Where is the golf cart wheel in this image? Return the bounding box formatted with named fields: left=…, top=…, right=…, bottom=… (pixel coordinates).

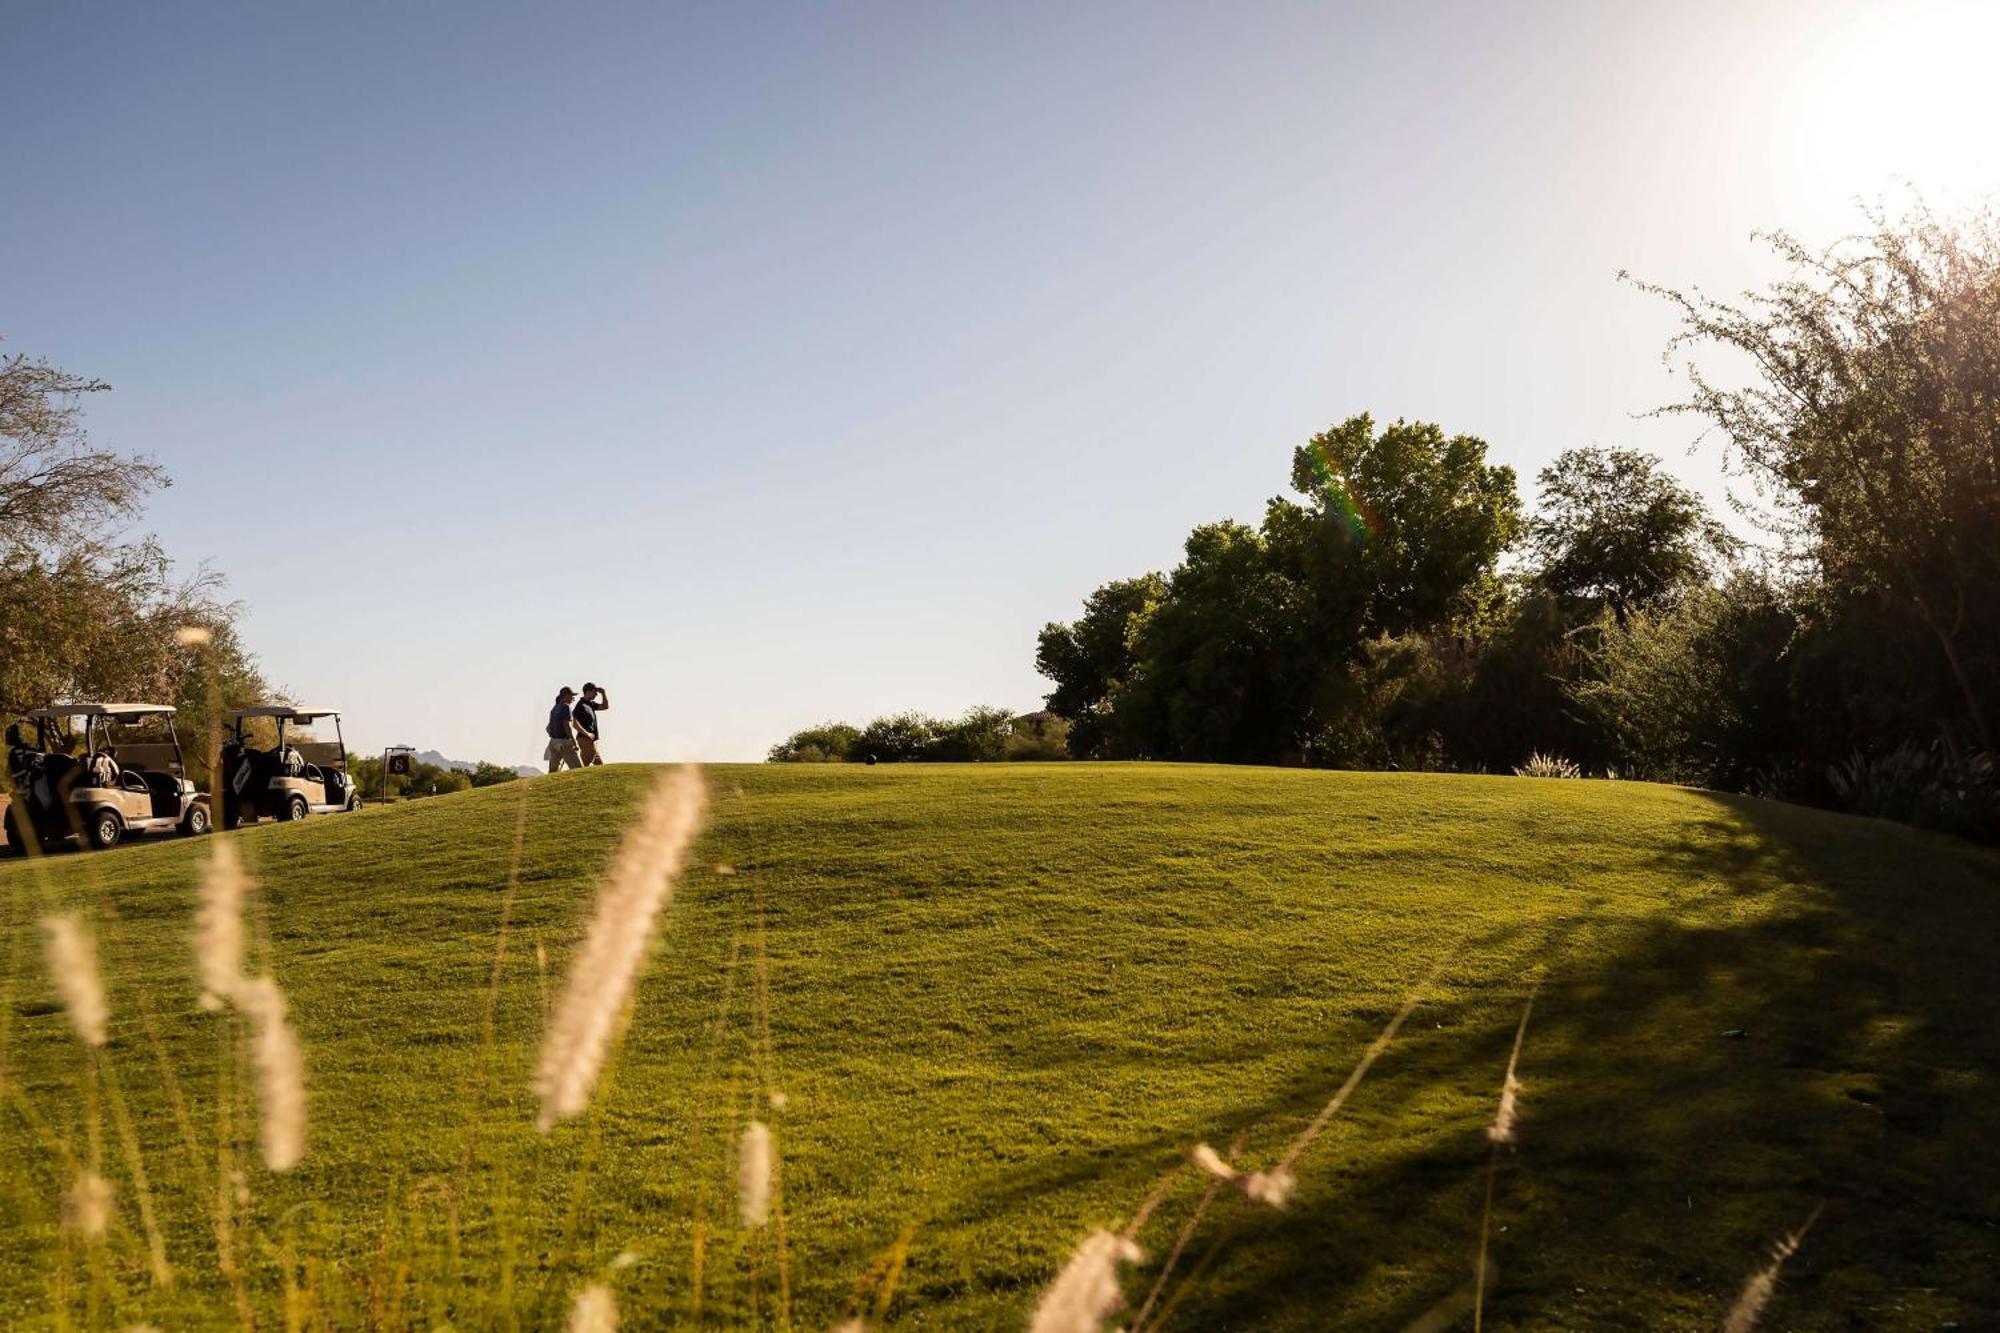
left=281, top=794, right=309, bottom=822
left=88, top=809, right=124, bottom=850
left=345, top=791, right=362, bottom=813
left=180, top=804, right=212, bottom=837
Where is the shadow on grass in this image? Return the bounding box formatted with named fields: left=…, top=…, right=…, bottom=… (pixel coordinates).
left=997, top=795, right=2000, bottom=1330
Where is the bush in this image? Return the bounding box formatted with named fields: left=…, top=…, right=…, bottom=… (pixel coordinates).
left=767, top=723, right=860, bottom=763
left=768, top=708, right=1071, bottom=764
left=1004, top=712, right=1071, bottom=761
left=849, top=713, right=939, bottom=764
left=926, top=706, right=1014, bottom=763
left=1827, top=741, right=2000, bottom=840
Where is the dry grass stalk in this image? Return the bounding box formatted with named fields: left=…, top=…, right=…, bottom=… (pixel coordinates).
left=238, top=976, right=306, bottom=1171
left=1242, top=1169, right=1294, bottom=1207
left=1189, top=1143, right=1292, bottom=1205
left=196, top=839, right=251, bottom=1011
left=1487, top=1073, right=1523, bottom=1145
left=1189, top=1143, right=1236, bottom=1182
left=1273, top=954, right=1453, bottom=1178
left=43, top=913, right=109, bottom=1047
left=566, top=1282, right=619, bottom=1332
left=1029, top=1229, right=1144, bottom=1333
left=739, top=1119, right=774, bottom=1228
left=534, top=766, right=708, bottom=1131
left=1721, top=1206, right=1823, bottom=1333
left=63, top=1171, right=115, bottom=1239
left=1475, top=989, right=1538, bottom=1332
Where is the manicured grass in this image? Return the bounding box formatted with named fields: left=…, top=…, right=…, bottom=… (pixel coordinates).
left=3, top=763, right=1999, bottom=1329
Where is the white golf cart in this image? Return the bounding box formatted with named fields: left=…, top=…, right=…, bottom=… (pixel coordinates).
left=3, top=703, right=211, bottom=852
left=220, top=706, right=361, bottom=825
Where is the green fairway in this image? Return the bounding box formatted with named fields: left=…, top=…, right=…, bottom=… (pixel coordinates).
left=3, top=763, right=1998, bottom=1329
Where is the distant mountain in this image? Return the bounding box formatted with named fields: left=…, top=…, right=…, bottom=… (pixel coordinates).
left=414, top=750, right=541, bottom=779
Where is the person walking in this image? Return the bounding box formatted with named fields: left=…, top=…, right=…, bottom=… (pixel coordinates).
left=544, top=687, right=582, bottom=772
left=573, top=682, right=609, bottom=765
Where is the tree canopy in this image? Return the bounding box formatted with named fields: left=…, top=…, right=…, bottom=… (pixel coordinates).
left=1528, top=447, right=1736, bottom=616
left=1, top=342, right=266, bottom=726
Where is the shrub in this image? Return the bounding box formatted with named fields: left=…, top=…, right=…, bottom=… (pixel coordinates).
left=1827, top=740, right=1999, bottom=840
left=849, top=713, right=939, bottom=764
left=926, top=706, right=1014, bottom=763
left=767, top=722, right=861, bottom=764
left=1005, top=712, right=1072, bottom=761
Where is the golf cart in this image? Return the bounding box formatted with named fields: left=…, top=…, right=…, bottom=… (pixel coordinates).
left=220, top=706, right=361, bottom=825
left=3, top=704, right=211, bottom=852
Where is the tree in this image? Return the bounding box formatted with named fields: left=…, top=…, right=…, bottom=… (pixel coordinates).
left=2, top=342, right=266, bottom=725
left=1036, top=415, right=1522, bottom=765
left=1269, top=414, right=1522, bottom=639
left=1034, top=574, right=1165, bottom=757
left=1528, top=447, right=1736, bottom=617
left=768, top=722, right=861, bottom=763
left=1572, top=573, right=1802, bottom=788
left=1634, top=202, right=2000, bottom=751
left=1122, top=521, right=1315, bottom=762
left=849, top=713, right=939, bottom=763
left=469, top=761, right=522, bottom=787
left=927, top=705, right=1015, bottom=762
left=1, top=349, right=166, bottom=550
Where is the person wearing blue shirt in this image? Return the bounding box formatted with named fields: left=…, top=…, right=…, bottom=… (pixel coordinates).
left=573, top=683, right=610, bottom=766
left=544, top=686, right=581, bottom=772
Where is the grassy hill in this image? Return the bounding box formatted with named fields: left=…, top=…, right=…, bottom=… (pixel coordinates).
left=3, top=763, right=1998, bottom=1329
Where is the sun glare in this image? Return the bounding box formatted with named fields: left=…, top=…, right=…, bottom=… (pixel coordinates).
left=1779, top=1, right=2000, bottom=209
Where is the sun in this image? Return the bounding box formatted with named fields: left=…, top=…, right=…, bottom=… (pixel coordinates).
left=1776, top=0, right=2000, bottom=210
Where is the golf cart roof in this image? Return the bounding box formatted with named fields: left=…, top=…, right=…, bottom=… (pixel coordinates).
left=225, top=705, right=341, bottom=721
left=29, top=703, right=177, bottom=721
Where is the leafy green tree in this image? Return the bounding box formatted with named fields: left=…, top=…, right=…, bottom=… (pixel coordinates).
left=1039, top=415, right=1521, bottom=765
left=1571, top=573, right=1801, bottom=788
left=1034, top=574, right=1164, bottom=757
left=1121, top=521, right=1315, bottom=762
left=1268, top=414, right=1522, bottom=639
left=1635, top=203, right=2000, bottom=751
left=1528, top=447, right=1737, bottom=617
left=768, top=722, right=861, bottom=763
left=1003, top=711, right=1071, bottom=760
left=927, top=705, right=1015, bottom=762
left=849, top=713, right=939, bottom=763
left=468, top=761, right=521, bottom=787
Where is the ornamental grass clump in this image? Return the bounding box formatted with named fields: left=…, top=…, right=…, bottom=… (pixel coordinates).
left=1513, top=752, right=1581, bottom=779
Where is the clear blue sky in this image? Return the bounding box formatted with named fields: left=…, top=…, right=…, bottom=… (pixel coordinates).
left=5, top=1, right=1996, bottom=763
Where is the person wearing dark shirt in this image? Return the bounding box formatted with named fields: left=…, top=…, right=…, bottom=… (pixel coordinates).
left=544, top=686, right=581, bottom=773
left=573, top=683, right=610, bottom=766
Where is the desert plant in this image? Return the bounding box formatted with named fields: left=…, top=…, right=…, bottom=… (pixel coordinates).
left=1827, top=739, right=1999, bottom=839
left=1513, top=752, right=1581, bottom=779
